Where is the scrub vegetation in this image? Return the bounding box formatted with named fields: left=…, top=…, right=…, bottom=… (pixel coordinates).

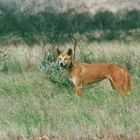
left=0, top=0, right=140, bottom=139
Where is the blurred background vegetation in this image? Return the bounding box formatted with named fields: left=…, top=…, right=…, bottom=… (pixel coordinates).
left=0, top=0, right=140, bottom=45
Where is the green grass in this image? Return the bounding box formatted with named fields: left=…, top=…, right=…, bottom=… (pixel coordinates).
left=0, top=41, right=140, bottom=139
left=0, top=73, right=139, bottom=139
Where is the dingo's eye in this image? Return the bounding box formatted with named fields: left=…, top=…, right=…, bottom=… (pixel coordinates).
left=59, top=58, right=61, bottom=60
left=64, top=58, right=68, bottom=61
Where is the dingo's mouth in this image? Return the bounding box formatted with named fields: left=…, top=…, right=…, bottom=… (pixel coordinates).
left=60, top=63, right=67, bottom=69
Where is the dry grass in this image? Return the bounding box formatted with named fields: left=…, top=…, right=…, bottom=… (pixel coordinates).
left=0, top=41, right=140, bottom=139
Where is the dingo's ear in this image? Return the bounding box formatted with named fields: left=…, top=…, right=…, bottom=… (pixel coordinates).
left=67, top=48, right=72, bottom=56
left=56, top=48, right=62, bottom=56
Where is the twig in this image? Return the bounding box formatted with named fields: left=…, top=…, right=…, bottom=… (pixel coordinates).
left=73, top=37, right=77, bottom=60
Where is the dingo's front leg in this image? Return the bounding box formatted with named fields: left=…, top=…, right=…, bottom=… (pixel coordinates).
left=75, top=84, right=82, bottom=96
left=74, top=77, right=82, bottom=96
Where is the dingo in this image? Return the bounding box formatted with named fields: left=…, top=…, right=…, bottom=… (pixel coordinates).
left=57, top=48, right=131, bottom=96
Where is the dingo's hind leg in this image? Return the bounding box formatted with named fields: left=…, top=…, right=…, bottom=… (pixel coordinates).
left=109, top=79, right=115, bottom=90
left=108, top=74, right=129, bottom=95
left=109, top=79, right=121, bottom=94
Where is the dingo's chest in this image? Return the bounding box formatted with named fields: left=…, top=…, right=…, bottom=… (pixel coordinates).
left=69, top=77, right=76, bottom=85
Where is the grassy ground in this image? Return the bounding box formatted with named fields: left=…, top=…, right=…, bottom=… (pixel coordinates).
left=0, top=41, right=140, bottom=139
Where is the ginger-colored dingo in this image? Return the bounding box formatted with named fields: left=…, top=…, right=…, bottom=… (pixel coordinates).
left=57, top=48, right=131, bottom=96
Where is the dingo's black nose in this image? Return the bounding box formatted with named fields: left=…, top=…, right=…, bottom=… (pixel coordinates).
left=60, top=63, right=63, bottom=67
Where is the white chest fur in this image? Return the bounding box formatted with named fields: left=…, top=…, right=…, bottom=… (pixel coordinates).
left=69, top=77, right=76, bottom=85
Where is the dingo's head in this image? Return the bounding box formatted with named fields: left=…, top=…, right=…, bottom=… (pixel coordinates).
left=57, top=48, right=73, bottom=69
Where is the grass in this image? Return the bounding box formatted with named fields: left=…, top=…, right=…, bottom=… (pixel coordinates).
left=0, top=41, right=140, bottom=139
